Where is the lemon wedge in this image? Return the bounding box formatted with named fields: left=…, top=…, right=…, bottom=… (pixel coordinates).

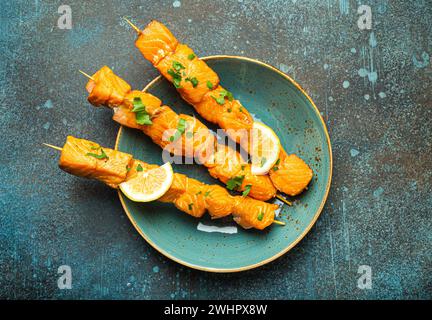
left=119, top=162, right=174, bottom=202
left=250, top=122, right=281, bottom=175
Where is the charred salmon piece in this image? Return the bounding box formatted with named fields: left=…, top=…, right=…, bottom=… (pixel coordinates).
left=113, top=105, right=179, bottom=149
left=158, top=171, right=188, bottom=203
left=203, top=185, right=235, bottom=219
left=135, top=20, right=178, bottom=65
left=206, top=145, right=276, bottom=201
left=173, top=179, right=207, bottom=218
left=233, top=197, right=278, bottom=230
left=240, top=164, right=277, bottom=201
left=59, top=136, right=133, bottom=188
left=86, top=66, right=131, bottom=108
left=124, top=90, right=162, bottom=114
left=194, top=86, right=254, bottom=138
left=269, top=150, right=313, bottom=196
left=156, top=44, right=219, bottom=105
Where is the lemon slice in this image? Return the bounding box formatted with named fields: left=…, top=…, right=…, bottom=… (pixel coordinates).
left=250, top=122, right=281, bottom=175
left=119, top=162, right=174, bottom=202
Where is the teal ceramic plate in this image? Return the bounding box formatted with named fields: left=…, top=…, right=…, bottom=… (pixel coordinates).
left=116, top=56, right=332, bottom=272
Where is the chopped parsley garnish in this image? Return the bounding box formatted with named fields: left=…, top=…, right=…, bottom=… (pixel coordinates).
left=211, top=94, right=225, bottom=105
left=185, top=77, right=199, bottom=88
left=167, top=68, right=182, bottom=88
left=126, top=165, right=131, bottom=172
left=187, top=53, right=196, bottom=60
left=206, top=81, right=213, bottom=89
left=242, top=185, right=252, bottom=197
left=226, top=175, right=245, bottom=191
left=260, top=157, right=267, bottom=167
left=188, top=203, right=194, bottom=210
left=86, top=148, right=109, bottom=160
left=136, top=164, right=144, bottom=172
left=272, top=158, right=280, bottom=171
left=204, top=191, right=211, bottom=197
left=224, top=90, right=234, bottom=101
left=241, top=164, right=246, bottom=170
left=211, top=89, right=234, bottom=105
left=90, top=146, right=100, bottom=150
left=196, top=191, right=202, bottom=195
left=170, top=118, right=187, bottom=142
left=227, top=108, right=232, bottom=113
left=172, top=61, right=185, bottom=71
left=132, top=97, right=152, bottom=125
left=257, top=212, right=264, bottom=221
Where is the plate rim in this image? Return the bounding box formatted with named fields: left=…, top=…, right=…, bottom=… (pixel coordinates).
left=115, top=55, right=333, bottom=273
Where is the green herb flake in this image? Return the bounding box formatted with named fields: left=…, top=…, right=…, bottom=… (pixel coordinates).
left=177, top=118, right=187, bottom=134
left=187, top=53, right=196, bottom=60
left=135, top=112, right=152, bottom=125
left=167, top=68, right=182, bottom=88
left=186, top=77, right=199, bottom=88
left=132, top=97, right=152, bottom=125
left=211, top=94, right=225, bottom=105
left=211, top=89, right=234, bottom=105
left=204, top=191, right=211, bottom=197
left=227, top=108, right=232, bottom=113
left=172, top=61, right=185, bottom=71
left=126, top=165, right=131, bottom=172
left=225, top=90, right=234, bottom=101
left=86, top=148, right=109, bottom=160
left=242, top=185, right=252, bottom=197
left=272, top=158, right=280, bottom=171
left=170, top=118, right=187, bottom=142
left=136, top=164, right=144, bottom=172
left=188, top=203, right=194, bottom=210
left=196, top=191, right=202, bottom=195
left=257, top=212, right=264, bottom=221
left=241, top=164, right=246, bottom=170
left=206, top=81, right=213, bottom=89
left=260, top=157, right=267, bottom=167
left=226, top=175, right=245, bottom=191
left=90, top=145, right=100, bottom=150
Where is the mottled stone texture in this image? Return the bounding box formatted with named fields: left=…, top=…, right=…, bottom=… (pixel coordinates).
left=0, top=0, right=430, bottom=299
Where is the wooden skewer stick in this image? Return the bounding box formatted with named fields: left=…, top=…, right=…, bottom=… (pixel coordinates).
left=43, top=143, right=62, bottom=151
left=123, top=17, right=141, bottom=34
left=276, top=194, right=292, bottom=206
left=272, top=219, right=285, bottom=226
left=78, top=70, right=95, bottom=81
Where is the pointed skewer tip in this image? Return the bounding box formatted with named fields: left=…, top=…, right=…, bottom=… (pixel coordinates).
left=276, top=194, right=292, bottom=206
left=43, top=143, right=62, bottom=151
left=273, top=220, right=285, bottom=226
left=123, top=17, right=141, bottom=34
left=78, top=70, right=95, bottom=81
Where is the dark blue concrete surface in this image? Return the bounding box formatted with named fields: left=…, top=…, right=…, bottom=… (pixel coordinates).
left=0, top=0, right=431, bottom=299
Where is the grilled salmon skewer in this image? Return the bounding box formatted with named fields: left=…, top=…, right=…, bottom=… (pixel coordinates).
left=126, top=19, right=313, bottom=197
left=45, top=136, right=281, bottom=230
left=83, top=66, right=277, bottom=201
